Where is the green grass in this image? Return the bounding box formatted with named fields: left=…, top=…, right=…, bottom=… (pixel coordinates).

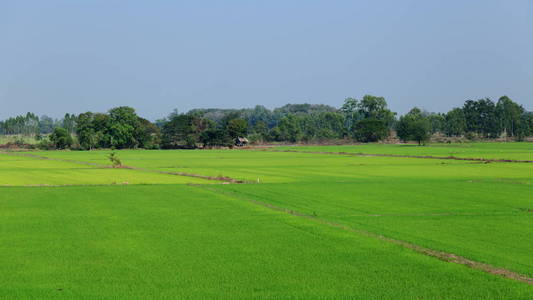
left=1, top=185, right=532, bottom=299
left=1, top=144, right=533, bottom=298
left=0, top=153, right=214, bottom=185
left=217, top=179, right=533, bottom=278
left=22, top=149, right=533, bottom=277
left=26, top=149, right=533, bottom=184
left=276, top=142, right=533, bottom=160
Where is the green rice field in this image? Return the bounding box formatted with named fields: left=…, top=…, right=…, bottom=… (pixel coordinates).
left=276, top=142, right=533, bottom=161
left=1, top=143, right=532, bottom=298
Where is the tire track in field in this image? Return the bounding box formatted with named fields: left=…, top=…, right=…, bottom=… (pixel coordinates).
left=196, top=185, right=533, bottom=285
left=0, top=151, right=247, bottom=184
left=256, top=149, right=533, bottom=163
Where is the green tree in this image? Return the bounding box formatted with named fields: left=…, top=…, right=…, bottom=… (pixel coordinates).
left=278, top=115, right=302, bottom=142
left=496, top=96, right=524, bottom=137
left=268, top=126, right=282, bottom=142
left=253, top=121, right=269, bottom=138
left=39, top=115, right=56, bottom=134
left=350, top=95, right=395, bottom=142
left=136, top=118, right=161, bottom=149
left=161, top=114, right=210, bottom=148
left=245, top=105, right=275, bottom=127
left=106, top=106, right=141, bottom=148
left=443, top=108, right=466, bottom=137
left=427, top=113, right=445, bottom=134
left=200, top=128, right=233, bottom=147
left=299, top=112, right=345, bottom=141
left=516, top=112, right=533, bottom=141
left=226, top=118, right=248, bottom=139
left=49, top=127, right=73, bottom=149
left=76, top=112, right=100, bottom=150
left=463, top=99, right=499, bottom=138
left=76, top=108, right=159, bottom=150
left=358, top=95, right=395, bottom=125
left=396, top=108, right=431, bottom=145
left=353, top=118, right=388, bottom=142
left=340, top=97, right=361, bottom=133
left=62, top=113, right=77, bottom=135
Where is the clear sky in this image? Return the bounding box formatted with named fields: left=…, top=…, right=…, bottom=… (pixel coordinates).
left=1, top=0, right=532, bottom=120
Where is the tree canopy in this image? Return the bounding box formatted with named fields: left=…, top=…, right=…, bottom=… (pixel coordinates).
left=1, top=95, right=532, bottom=149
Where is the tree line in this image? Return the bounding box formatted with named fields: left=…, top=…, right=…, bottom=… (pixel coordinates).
left=0, top=113, right=76, bottom=136
left=1, top=95, right=532, bottom=149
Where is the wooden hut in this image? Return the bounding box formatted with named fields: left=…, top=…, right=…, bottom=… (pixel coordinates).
left=235, top=137, right=249, bottom=147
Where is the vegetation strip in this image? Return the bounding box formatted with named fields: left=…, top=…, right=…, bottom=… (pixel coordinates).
left=198, top=185, right=533, bottom=285
left=0, top=151, right=246, bottom=184
left=260, top=149, right=533, bottom=163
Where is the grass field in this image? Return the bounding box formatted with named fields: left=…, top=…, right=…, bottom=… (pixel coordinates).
left=276, top=142, right=533, bottom=161
left=0, top=153, right=213, bottom=185
left=1, top=143, right=533, bottom=298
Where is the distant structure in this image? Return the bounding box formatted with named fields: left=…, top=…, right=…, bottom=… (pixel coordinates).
left=235, top=137, right=249, bottom=147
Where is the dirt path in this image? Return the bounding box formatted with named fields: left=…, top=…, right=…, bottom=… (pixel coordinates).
left=197, top=185, right=533, bottom=285
left=0, top=151, right=246, bottom=184
left=256, top=149, right=533, bottom=163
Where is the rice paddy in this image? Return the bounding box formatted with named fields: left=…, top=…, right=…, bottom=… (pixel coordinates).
left=1, top=143, right=532, bottom=298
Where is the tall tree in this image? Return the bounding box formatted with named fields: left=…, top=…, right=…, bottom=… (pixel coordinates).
left=106, top=106, right=141, bottom=148
left=226, top=118, right=248, bottom=139
left=39, top=115, right=56, bottom=134
left=463, top=99, right=499, bottom=138
left=427, top=113, right=445, bottom=134
left=136, top=117, right=161, bottom=149
left=496, top=96, right=524, bottom=137
left=278, top=114, right=302, bottom=142
left=353, top=118, right=388, bottom=142
left=340, top=97, right=361, bottom=134
left=200, top=128, right=233, bottom=147
left=49, top=127, right=73, bottom=149
left=443, top=108, right=466, bottom=137
left=161, top=114, right=211, bottom=148
left=62, top=113, right=77, bottom=135
left=396, top=108, right=431, bottom=145
left=351, top=95, right=395, bottom=142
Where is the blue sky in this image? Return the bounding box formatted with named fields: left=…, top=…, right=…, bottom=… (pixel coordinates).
left=1, top=0, right=532, bottom=120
